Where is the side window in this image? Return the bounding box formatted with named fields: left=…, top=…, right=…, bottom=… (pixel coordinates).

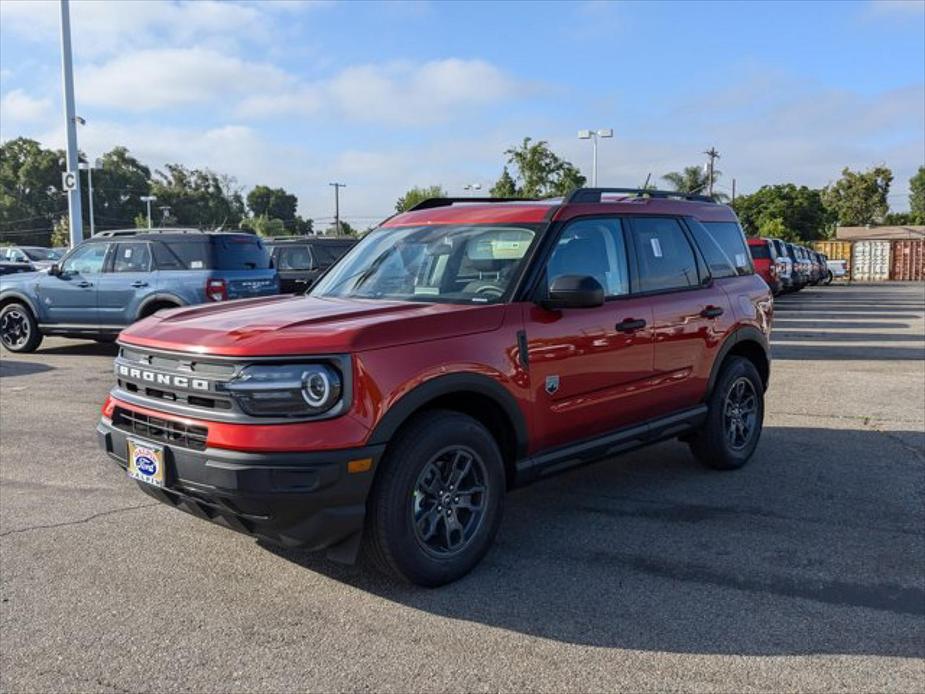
left=152, top=243, right=184, bottom=270
left=630, top=218, right=699, bottom=292
left=62, top=243, right=109, bottom=274
left=546, top=217, right=629, bottom=297
left=701, top=222, right=753, bottom=275
left=112, top=243, right=151, bottom=273
left=687, top=220, right=737, bottom=278
left=277, top=245, right=313, bottom=271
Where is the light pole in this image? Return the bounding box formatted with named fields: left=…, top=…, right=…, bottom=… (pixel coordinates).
left=577, top=128, right=613, bottom=187
left=329, top=182, right=346, bottom=235
left=78, top=158, right=101, bottom=236
left=140, top=195, right=157, bottom=229
left=59, top=0, right=83, bottom=247
left=463, top=183, right=482, bottom=197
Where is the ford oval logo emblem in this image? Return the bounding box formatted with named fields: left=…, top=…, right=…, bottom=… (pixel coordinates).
left=135, top=454, right=158, bottom=476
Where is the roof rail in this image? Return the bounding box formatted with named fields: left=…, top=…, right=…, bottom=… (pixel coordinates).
left=407, top=196, right=539, bottom=212
left=94, top=227, right=207, bottom=238
left=263, top=235, right=352, bottom=242
left=565, top=187, right=716, bottom=204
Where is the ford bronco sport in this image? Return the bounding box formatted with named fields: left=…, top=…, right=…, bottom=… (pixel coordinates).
left=0, top=230, right=278, bottom=353
left=97, top=188, right=772, bottom=586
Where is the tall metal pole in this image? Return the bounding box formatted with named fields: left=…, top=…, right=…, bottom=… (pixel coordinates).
left=146, top=199, right=153, bottom=228
left=591, top=134, right=598, bottom=187
left=703, top=147, right=720, bottom=197
left=329, top=182, right=345, bottom=235
left=59, top=0, right=83, bottom=247
left=87, top=166, right=95, bottom=235
left=731, top=178, right=736, bottom=204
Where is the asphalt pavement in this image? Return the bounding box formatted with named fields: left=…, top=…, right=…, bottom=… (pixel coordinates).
left=1, top=282, right=923, bottom=693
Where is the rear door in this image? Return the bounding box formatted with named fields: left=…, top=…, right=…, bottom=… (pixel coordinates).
left=627, top=217, right=732, bottom=414
left=525, top=216, right=656, bottom=450
left=96, top=242, right=153, bottom=326
left=33, top=243, right=110, bottom=324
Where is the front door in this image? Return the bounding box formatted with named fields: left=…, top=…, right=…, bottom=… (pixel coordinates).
left=34, top=243, right=110, bottom=325
left=525, top=216, right=656, bottom=451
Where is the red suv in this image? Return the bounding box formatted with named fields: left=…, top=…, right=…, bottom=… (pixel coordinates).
left=747, top=237, right=782, bottom=295
left=98, top=188, right=773, bottom=586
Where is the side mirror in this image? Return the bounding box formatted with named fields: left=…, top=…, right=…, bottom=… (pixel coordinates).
left=542, top=275, right=605, bottom=310
left=48, top=264, right=61, bottom=276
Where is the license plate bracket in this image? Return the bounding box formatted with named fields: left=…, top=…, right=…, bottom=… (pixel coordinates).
left=127, top=439, right=166, bottom=488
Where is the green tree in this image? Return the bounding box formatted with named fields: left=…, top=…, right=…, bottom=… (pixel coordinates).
left=500, top=137, right=586, bottom=197
left=325, top=220, right=356, bottom=236
left=822, top=166, right=893, bottom=226
left=395, top=185, right=447, bottom=212
left=883, top=212, right=916, bottom=225
left=149, top=164, right=246, bottom=229
left=490, top=167, right=517, bottom=198
left=732, top=184, right=834, bottom=242
left=246, top=185, right=298, bottom=221
left=756, top=217, right=800, bottom=243
left=83, top=146, right=151, bottom=232
left=909, top=166, right=925, bottom=223
left=662, top=165, right=729, bottom=201
left=240, top=214, right=287, bottom=237
left=50, top=215, right=70, bottom=247
left=0, top=137, right=67, bottom=244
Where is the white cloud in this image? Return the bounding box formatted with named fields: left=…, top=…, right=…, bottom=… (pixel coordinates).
left=78, top=48, right=293, bottom=111
left=0, top=89, right=53, bottom=127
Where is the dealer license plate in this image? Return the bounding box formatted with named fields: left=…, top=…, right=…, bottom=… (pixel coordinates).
left=127, top=439, right=166, bottom=488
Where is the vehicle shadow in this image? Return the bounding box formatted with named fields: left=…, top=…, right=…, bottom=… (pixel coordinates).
left=0, top=360, right=54, bottom=377
left=264, top=425, right=925, bottom=657
left=37, top=342, right=119, bottom=357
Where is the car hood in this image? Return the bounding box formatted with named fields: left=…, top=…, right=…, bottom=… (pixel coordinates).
left=119, top=294, right=507, bottom=356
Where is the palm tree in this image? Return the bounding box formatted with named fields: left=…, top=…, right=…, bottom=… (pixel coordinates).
left=662, top=166, right=729, bottom=201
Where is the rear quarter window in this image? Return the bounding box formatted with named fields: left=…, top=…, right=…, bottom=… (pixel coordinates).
left=700, top=221, right=753, bottom=276
left=212, top=237, right=272, bottom=270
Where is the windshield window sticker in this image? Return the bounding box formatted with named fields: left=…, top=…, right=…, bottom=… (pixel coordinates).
left=650, top=237, right=663, bottom=258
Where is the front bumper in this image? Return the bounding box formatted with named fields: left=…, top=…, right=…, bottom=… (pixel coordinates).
left=97, top=417, right=385, bottom=555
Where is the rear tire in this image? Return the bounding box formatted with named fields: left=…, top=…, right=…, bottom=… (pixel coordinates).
left=364, top=410, right=505, bottom=587
left=690, top=356, right=764, bottom=470
left=0, top=303, right=42, bottom=353
left=824, top=271, right=834, bottom=285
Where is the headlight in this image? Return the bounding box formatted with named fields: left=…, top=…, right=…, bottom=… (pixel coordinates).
left=222, top=364, right=343, bottom=417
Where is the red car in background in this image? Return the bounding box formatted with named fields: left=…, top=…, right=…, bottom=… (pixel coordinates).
left=747, top=237, right=782, bottom=295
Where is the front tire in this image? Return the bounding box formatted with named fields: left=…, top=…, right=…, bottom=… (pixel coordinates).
left=824, top=270, right=834, bottom=285
left=364, top=410, right=505, bottom=586
left=690, top=356, right=764, bottom=470
left=0, top=303, right=42, bottom=353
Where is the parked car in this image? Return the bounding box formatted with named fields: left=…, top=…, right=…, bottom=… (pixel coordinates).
left=266, top=236, right=357, bottom=294
left=1, top=245, right=63, bottom=271
left=747, top=237, right=781, bottom=295
left=0, top=261, right=35, bottom=276
left=768, top=239, right=794, bottom=292
left=785, top=243, right=808, bottom=290
left=97, top=188, right=772, bottom=586
left=0, top=230, right=278, bottom=353
left=826, top=257, right=847, bottom=284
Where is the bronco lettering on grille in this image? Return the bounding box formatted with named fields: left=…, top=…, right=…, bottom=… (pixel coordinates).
left=117, top=364, right=210, bottom=391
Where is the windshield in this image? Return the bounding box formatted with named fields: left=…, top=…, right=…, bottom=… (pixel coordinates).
left=311, top=224, right=538, bottom=304
left=23, top=247, right=61, bottom=261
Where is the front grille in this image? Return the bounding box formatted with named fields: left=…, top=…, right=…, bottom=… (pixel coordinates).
left=113, top=407, right=208, bottom=451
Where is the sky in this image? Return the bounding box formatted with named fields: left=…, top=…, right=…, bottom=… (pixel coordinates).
left=1, top=0, right=923, bottom=227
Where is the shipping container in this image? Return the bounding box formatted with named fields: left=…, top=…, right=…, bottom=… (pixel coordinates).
left=890, top=239, right=925, bottom=281
left=812, top=240, right=853, bottom=262
left=852, top=240, right=892, bottom=282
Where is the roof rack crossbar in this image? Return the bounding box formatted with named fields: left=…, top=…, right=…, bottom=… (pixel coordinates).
left=565, top=188, right=716, bottom=204
left=407, top=196, right=539, bottom=212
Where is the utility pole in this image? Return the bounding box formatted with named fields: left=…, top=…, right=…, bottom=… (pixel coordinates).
left=732, top=178, right=736, bottom=204
left=140, top=195, right=157, bottom=228
left=329, top=182, right=346, bottom=236
left=703, top=147, right=720, bottom=197
left=59, top=0, right=83, bottom=247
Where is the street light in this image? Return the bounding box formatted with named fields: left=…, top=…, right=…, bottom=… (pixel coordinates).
left=78, top=158, right=101, bottom=236
left=140, top=195, right=157, bottom=229
left=577, top=128, right=613, bottom=187
left=463, top=183, right=482, bottom=196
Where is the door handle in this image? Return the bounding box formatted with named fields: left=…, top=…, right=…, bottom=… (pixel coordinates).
left=616, top=318, right=647, bottom=332
left=131, top=281, right=149, bottom=288
left=76, top=281, right=93, bottom=288
left=700, top=306, right=724, bottom=319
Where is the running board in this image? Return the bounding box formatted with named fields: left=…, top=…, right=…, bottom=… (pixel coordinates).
left=515, top=405, right=708, bottom=484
